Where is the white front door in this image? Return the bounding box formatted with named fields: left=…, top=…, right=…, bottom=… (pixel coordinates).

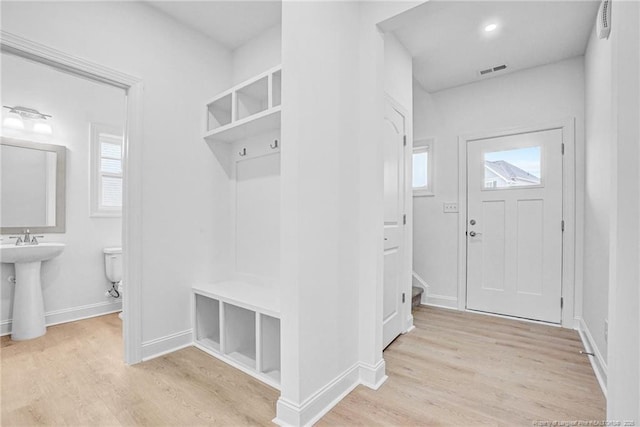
left=382, top=100, right=406, bottom=348
left=466, top=128, right=563, bottom=323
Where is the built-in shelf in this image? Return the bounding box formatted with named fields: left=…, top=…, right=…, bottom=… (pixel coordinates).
left=204, top=107, right=281, bottom=143
left=192, top=280, right=281, bottom=389
left=198, top=65, right=282, bottom=390
left=204, top=65, right=281, bottom=144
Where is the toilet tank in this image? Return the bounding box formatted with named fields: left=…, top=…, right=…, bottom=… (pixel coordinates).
left=104, top=247, right=122, bottom=283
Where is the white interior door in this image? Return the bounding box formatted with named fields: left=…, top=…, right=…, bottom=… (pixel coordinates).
left=383, top=101, right=406, bottom=348
left=466, top=128, right=563, bottom=323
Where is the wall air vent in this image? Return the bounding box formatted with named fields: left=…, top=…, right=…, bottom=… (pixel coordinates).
left=477, top=64, right=508, bottom=77
left=597, top=0, right=611, bottom=39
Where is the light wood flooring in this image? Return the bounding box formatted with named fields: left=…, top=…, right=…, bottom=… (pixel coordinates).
left=1, top=307, right=604, bottom=426
left=321, top=306, right=605, bottom=426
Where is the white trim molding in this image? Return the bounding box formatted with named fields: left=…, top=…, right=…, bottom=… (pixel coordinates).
left=359, top=359, right=388, bottom=390
left=0, top=30, right=145, bottom=365
left=142, top=329, right=193, bottom=362
left=425, top=294, right=458, bottom=310
left=274, top=360, right=389, bottom=427
left=577, top=317, right=608, bottom=397
left=412, top=271, right=458, bottom=309
left=457, top=118, right=577, bottom=327
left=274, top=363, right=361, bottom=427
left=1, top=300, right=122, bottom=336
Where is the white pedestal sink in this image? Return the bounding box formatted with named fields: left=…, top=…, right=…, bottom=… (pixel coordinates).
left=1, top=243, right=65, bottom=340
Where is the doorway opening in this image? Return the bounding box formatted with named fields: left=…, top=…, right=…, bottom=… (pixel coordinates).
left=1, top=33, right=143, bottom=363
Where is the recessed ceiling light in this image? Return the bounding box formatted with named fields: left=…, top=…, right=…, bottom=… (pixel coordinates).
left=485, top=23, right=498, bottom=32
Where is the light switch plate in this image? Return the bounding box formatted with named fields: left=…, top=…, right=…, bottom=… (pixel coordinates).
left=443, top=202, right=458, bottom=213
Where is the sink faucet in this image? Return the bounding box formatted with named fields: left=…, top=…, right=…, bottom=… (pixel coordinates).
left=8, top=230, right=43, bottom=246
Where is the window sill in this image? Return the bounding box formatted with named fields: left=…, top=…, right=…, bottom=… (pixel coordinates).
left=413, top=190, right=434, bottom=197
left=90, top=211, right=122, bottom=218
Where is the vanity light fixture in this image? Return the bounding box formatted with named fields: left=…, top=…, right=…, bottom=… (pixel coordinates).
left=2, top=106, right=53, bottom=134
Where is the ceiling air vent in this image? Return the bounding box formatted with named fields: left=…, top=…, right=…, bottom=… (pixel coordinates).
left=477, top=64, right=508, bottom=77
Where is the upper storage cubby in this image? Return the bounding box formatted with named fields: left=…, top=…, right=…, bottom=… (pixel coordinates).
left=236, top=76, right=268, bottom=120
left=207, top=93, right=232, bottom=130
left=204, top=65, right=281, bottom=143
left=272, top=69, right=281, bottom=107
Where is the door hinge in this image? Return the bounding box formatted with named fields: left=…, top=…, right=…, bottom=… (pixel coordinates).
left=561, top=143, right=565, bottom=155
left=402, top=293, right=406, bottom=303
left=403, top=214, right=407, bottom=225
left=403, top=135, right=407, bottom=146
left=561, top=220, right=565, bottom=232
left=560, top=297, right=564, bottom=309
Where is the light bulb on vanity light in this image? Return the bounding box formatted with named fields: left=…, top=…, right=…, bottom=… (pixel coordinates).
left=33, top=119, right=53, bottom=135
left=3, top=111, right=25, bottom=130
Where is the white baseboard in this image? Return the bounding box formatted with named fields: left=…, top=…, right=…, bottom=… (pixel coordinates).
left=359, top=359, right=388, bottom=390
left=1, top=300, right=122, bottom=336
left=274, top=362, right=362, bottom=427
left=576, top=317, right=608, bottom=397
left=405, top=314, right=415, bottom=333
left=425, top=294, right=458, bottom=310
left=141, top=329, right=193, bottom=361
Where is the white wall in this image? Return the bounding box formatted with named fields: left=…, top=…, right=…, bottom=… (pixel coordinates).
left=413, top=57, right=585, bottom=310
left=354, top=2, right=420, bottom=387
left=583, top=22, right=612, bottom=372
left=384, top=34, right=413, bottom=109
left=232, top=24, right=281, bottom=85
left=605, top=0, right=640, bottom=420
left=1, top=1, right=233, bottom=351
left=277, top=2, right=418, bottom=425
left=0, top=53, right=125, bottom=333
left=280, top=2, right=361, bottom=421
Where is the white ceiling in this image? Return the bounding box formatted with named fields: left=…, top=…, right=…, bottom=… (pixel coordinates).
left=148, top=1, right=281, bottom=51
left=383, top=1, right=599, bottom=93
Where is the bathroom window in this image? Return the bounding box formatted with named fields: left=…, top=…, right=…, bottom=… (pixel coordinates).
left=91, top=123, right=123, bottom=217
left=413, top=138, right=434, bottom=197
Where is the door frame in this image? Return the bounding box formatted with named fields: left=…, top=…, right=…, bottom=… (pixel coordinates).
left=1, top=30, right=144, bottom=363
left=457, top=118, right=576, bottom=328
left=384, top=93, right=414, bottom=336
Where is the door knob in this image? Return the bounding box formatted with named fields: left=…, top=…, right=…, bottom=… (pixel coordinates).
left=469, top=231, right=482, bottom=237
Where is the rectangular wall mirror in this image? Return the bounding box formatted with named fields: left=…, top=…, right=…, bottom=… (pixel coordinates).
left=1, top=137, right=66, bottom=234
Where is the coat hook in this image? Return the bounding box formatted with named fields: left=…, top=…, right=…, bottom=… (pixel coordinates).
left=270, top=139, right=279, bottom=149
left=239, top=148, right=247, bottom=156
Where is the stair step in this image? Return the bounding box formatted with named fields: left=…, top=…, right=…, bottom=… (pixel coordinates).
left=411, top=286, right=424, bottom=309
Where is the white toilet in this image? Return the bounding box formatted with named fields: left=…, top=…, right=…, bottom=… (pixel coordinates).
left=104, top=247, right=123, bottom=318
